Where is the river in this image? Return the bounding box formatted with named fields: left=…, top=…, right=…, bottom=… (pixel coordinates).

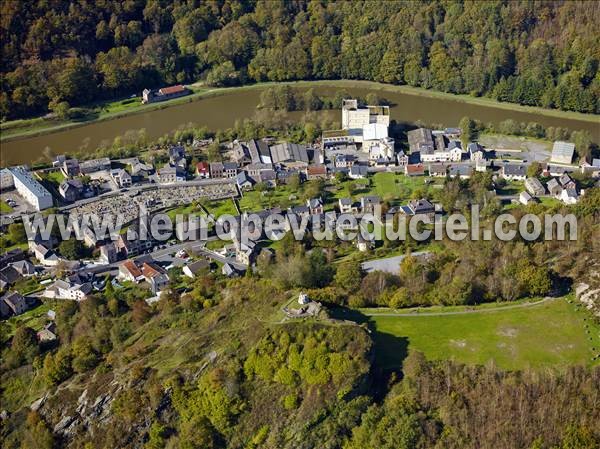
left=1, top=82, right=599, bottom=166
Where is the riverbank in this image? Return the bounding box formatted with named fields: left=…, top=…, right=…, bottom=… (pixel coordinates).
left=2, top=80, right=598, bottom=143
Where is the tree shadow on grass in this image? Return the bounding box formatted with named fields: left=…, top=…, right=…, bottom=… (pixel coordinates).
left=328, top=305, right=410, bottom=383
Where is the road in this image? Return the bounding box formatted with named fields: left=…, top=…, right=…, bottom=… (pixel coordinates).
left=81, top=237, right=246, bottom=276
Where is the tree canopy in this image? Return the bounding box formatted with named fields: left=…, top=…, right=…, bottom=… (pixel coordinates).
left=2, top=1, right=599, bottom=120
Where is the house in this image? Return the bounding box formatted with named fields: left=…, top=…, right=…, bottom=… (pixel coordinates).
left=61, top=159, right=80, bottom=177
left=110, top=169, right=132, bottom=188
left=546, top=164, right=573, bottom=177
left=223, top=162, right=238, bottom=178
left=0, top=168, right=14, bottom=190
left=360, top=196, right=380, bottom=214
left=551, top=141, right=575, bottom=164
left=560, top=188, right=579, bottom=205
left=305, top=165, right=328, bottom=180
left=59, top=179, right=84, bottom=202
left=396, top=151, right=409, bottom=167
left=245, top=162, right=272, bottom=178
left=158, top=165, right=186, bottom=184
left=559, top=173, right=576, bottom=190
left=31, top=242, right=60, bottom=266
left=142, top=84, right=189, bottom=104
left=0, top=266, right=21, bottom=290
left=580, top=158, right=600, bottom=178
left=257, top=169, right=277, bottom=187
left=407, top=128, right=434, bottom=155
left=307, top=198, right=324, bottom=215
left=195, top=162, right=210, bottom=178
left=236, top=171, right=255, bottom=190
left=0, top=249, right=26, bottom=266
left=37, top=322, right=58, bottom=342
left=349, top=165, right=368, bottom=179
left=525, top=177, right=545, bottom=196
left=209, top=162, right=225, bottom=178
left=519, top=191, right=535, bottom=205
left=501, top=164, right=527, bottom=181
left=129, top=159, right=154, bottom=179
left=169, top=145, right=186, bottom=167
left=118, top=259, right=145, bottom=283
left=79, top=157, right=111, bottom=174
left=141, top=262, right=169, bottom=294
left=427, top=163, right=447, bottom=177
left=99, top=242, right=118, bottom=264
left=247, top=139, right=272, bottom=164
left=11, top=260, right=35, bottom=276
left=338, top=198, right=356, bottom=214
left=468, top=143, right=485, bottom=161
left=335, top=154, right=356, bottom=168
left=0, top=292, right=29, bottom=317
left=405, top=163, right=425, bottom=176
left=421, top=140, right=463, bottom=163
left=222, top=263, right=240, bottom=277
left=116, top=232, right=154, bottom=257
left=235, top=240, right=256, bottom=266
left=448, top=165, right=472, bottom=179
left=183, top=260, right=210, bottom=278
left=366, top=137, right=395, bottom=162
left=356, top=233, right=375, bottom=252
left=44, top=279, right=92, bottom=301
left=232, top=141, right=251, bottom=164
left=547, top=178, right=562, bottom=196
left=406, top=198, right=436, bottom=221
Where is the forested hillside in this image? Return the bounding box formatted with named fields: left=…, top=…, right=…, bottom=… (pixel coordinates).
left=1, top=0, right=599, bottom=120
left=2, top=277, right=599, bottom=449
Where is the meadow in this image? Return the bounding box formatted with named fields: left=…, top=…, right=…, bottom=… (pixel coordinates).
left=365, top=297, right=600, bottom=371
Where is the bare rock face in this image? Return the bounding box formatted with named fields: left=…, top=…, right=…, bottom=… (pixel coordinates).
left=30, top=393, right=48, bottom=411
left=575, top=267, right=600, bottom=318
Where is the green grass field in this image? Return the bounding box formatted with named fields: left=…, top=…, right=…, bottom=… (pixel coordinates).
left=365, top=298, right=600, bottom=371
left=330, top=172, right=438, bottom=206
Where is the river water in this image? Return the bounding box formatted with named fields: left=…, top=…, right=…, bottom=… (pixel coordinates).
left=1, top=83, right=598, bottom=166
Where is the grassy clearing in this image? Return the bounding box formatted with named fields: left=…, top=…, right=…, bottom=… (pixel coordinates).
left=239, top=186, right=299, bottom=211
left=366, top=297, right=600, bottom=371
left=209, top=198, right=238, bottom=216
left=330, top=173, right=438, bottom=206
left=42, top=170, right=65, bottom=186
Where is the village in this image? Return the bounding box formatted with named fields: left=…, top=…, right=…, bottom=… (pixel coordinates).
left=1, top=94, right=599, bottom=331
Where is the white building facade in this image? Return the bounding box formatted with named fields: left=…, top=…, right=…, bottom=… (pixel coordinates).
left=9, top=166, right=53, bottom=211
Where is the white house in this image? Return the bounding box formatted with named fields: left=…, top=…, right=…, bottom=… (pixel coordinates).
left=519, top=191, right=534, bottom=205
left=559, top=188, right=579, bottom=205
left=44, top=279, right=92, bottom=301
left=110, top=169, right=132, bottom=188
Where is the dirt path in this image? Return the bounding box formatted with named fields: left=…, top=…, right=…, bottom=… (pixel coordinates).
left=362, top=297, right=556, bottom=318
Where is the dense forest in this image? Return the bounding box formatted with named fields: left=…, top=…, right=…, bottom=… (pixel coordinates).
left=2, top=0, right=600, bottom=120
